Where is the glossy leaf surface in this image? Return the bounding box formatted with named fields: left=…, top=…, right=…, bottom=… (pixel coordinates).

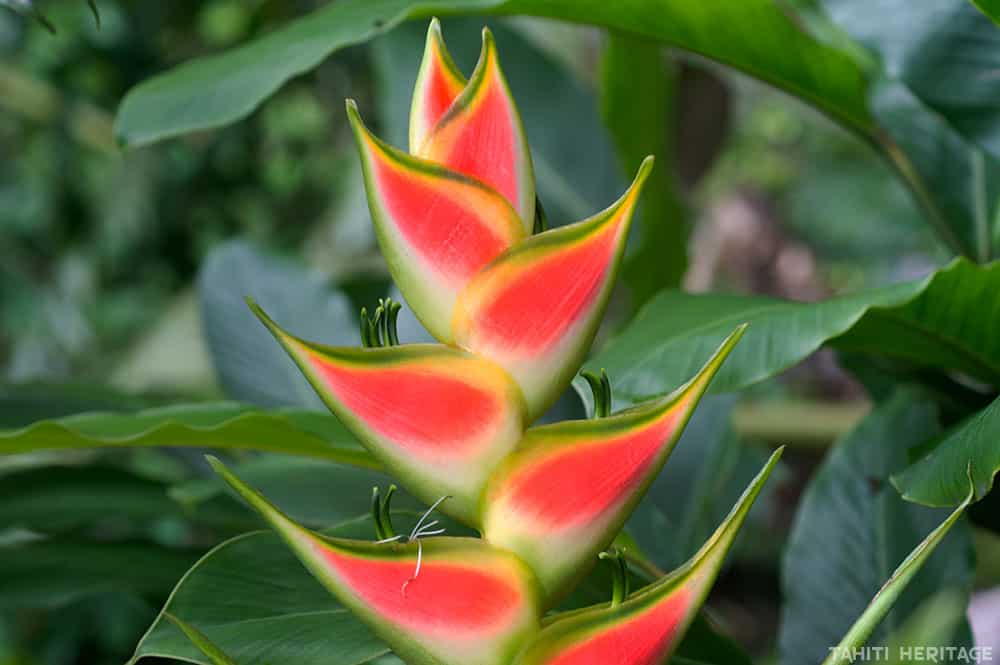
left=578, top=258, right=1000, bottom=410
left=0, top=402, right=377, bottom=468
left=114, top=1, right=869, bottom=146
left=894, top=393, right=1000, bottom=506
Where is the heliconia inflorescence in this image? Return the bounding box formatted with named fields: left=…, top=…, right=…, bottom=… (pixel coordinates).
left=207, top=19, right=780, bottom=665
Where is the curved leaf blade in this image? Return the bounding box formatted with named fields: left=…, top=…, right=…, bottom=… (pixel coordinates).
left=578, top=258, right=1000, bottom=409
left=893, top=394, right=1000, bottom=506
left=113, top=1, right=870, bottom=146
left=0, top=402, right=379, bottom=469
left=129, top=518, right=393, bottom=665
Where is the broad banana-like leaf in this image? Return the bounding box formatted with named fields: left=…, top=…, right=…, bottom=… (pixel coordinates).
left=452, top=158, right=653, bottom=420
left=513, top=447, right=783, bottom=665
left=249, top=300, right=526, bottom=526
left=347, top=100, right=525, bottom=343
left=409, top=18, right=466, bottom=154
left=208, top=457, right=542, bottom=665
left=482, top=326, right=745, bottom=602
left=416, top=28, right=535, bottom=225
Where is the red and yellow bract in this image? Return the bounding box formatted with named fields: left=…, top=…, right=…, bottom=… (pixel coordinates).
left=209, top=457, right=542, bottom=665
left=452, top=158, right=652, bottom=420
left=249, top=300, right=525, bottom=526
left=415, top=27, right=534, bottom=223
left=482, top=327, right=745, bottom=602
left=513, top=448, right=783, bottom=665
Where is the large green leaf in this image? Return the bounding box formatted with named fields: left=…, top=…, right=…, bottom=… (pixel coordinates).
left=114, top=0, right=869, bottom=147
left=894, top=394, right=1000, bottom=507
left=0, top=402, right=379, bottom=469
left=577, top=258, right=1000, bottom=409
left=0, top=540, right=202, bottom=611
left=129, top=517, right=390, bottom=665
left=818, top=0, right=1000, bottom=260
left=600, top=33, right=688, bottom=302
left=779, top=392, right=974, bottom=665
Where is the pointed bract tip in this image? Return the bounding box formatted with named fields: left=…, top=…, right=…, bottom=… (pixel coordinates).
left=628, top=156, right=655, bottom=195
left=344, top=99, right=365, bottom=132
left=204, top=454, right=225, bottom=474
left=245, top=299, right=285, bottom=341
left=637, top=155, right=655, bottom=180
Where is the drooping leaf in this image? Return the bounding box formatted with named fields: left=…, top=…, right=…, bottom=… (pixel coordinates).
left=779, top=392, right=974, bottom=665
left=512, top=447, right=782, bottom=665
left=599, top=33, right=688, bottom=302
left=409, top=18, right=467, bottom=153
left=113, top=1, right=869, bottom=147
left=894, top=393, right=1000, bottom=507
left=249, top=301, right=525, bottom=525
left=821, top=486, right=974, bottom=665
left=209, top=458, right=542, bottom=665
left=577, top=258, right=1000, bottom=410
left=814, top=0, right=1000, bottom=259
left=416, top=27, right=534, bottom=223
left=0, top=402, right=379, bottom=469
left=482, top=326, right=744, bottom=602
left=347, top=99, right=525, bottom=342
left=454, top=158, right=652, bottom=420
